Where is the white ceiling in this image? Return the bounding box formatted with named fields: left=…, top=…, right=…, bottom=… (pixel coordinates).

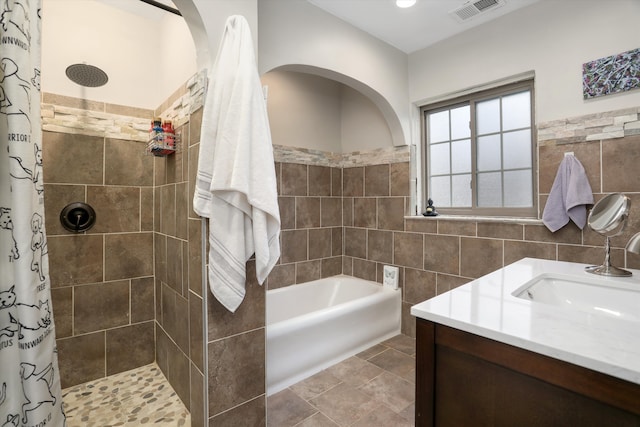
left=307, top=0, right=541, bottom=53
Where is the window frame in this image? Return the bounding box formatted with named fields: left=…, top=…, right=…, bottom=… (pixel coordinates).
left=421, top=80, right=537, bottom=218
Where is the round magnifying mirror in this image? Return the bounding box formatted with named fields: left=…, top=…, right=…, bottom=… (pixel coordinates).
left=588, top=193, right=631, bottom=237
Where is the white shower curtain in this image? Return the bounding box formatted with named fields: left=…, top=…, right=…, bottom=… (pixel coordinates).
left=0, top=1, right=65, bottom=425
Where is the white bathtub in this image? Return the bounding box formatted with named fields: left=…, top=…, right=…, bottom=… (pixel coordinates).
left=266, top=275, right=401, bottom=395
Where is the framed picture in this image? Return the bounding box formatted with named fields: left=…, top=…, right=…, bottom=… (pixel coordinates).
left=583, top=48, right=640, bottom=99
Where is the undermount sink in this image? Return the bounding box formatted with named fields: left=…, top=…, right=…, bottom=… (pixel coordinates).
left=513, top=273, right=640, bottom=322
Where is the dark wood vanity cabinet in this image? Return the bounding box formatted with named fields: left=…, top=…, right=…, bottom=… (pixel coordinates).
left=415, top=318, right=640, bottom=427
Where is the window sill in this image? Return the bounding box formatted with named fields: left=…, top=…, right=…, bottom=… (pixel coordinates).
left=406, top=214, right=543, bottom=225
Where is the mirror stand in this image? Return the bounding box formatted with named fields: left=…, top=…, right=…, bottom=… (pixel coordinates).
left=585, top=236, right=632, bottom=277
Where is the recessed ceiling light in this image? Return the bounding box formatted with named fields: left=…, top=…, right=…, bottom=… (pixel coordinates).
left=396, top=0, right=416, bottom=8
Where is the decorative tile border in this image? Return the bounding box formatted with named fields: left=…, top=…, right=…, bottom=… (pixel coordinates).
left=273, top=144, right=410, bottom=167
left=42, top=81, right=638, bottom=163
left=41, top=70, right=207, bottom=142
left=537, top=107, right=640, bottom=145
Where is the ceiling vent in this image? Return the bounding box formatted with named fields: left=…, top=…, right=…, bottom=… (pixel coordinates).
left=450, top=0, right=506, bottom=22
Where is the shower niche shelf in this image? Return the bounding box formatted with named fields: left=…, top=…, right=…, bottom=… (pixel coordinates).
left=146, top=131, right=181, bottom=157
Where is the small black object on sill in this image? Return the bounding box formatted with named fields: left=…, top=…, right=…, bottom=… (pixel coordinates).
left=423, top=198, right=439, bottom=217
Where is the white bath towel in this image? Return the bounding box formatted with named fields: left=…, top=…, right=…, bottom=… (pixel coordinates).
left=542, top=154, right=594, bottom=232
left=193, top=15, right=280, bottom=312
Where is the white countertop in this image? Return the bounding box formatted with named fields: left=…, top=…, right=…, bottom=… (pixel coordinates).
left=411, top=258, right=640, bottom=385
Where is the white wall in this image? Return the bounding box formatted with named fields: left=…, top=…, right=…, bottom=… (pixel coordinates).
left=341, top=85, right=393, bottom=153
left=189, top=0, right=257, bottom=71
left=261, top=70, right=393, bottom=152
left=409, top=0, right=640, bottom=123
left=258, top=0, right=410, bottom=147
left=261, top=71, right=342, bottom=152
left=41, top=0, right=197, bottom=109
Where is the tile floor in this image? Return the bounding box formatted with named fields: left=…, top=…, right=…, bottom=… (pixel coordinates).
left=62, top=363, right=190, bottom=426
left=267, top=334, right=416, bottom=427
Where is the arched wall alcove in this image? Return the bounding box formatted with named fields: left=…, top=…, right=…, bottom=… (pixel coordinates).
left=266, top=64, right=405, bottom=150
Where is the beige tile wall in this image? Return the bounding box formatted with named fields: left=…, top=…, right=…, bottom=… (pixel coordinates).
left=43, top=103, right=156, bottom=387
left=43, top=93, right=208, bottom=426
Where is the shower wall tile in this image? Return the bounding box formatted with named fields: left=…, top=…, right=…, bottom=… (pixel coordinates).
left=332, top=167, right=343, bottom=197
left=378, top=197, right=405, bottom=231
left=166, top=150, right=184, bottom=185
left=331, top=227, right=343, bottom=256
left=309, top=165, right=331, bottom=196
left=87, top=186, right=140, bottom=233
left=131, top=277, right=155, bottom=323
left=320, top=197, right=341, bottom=227
left=141, top=187, right=154, bottom=231
left=104, top=232, right=153, bottom=281
left=50, top=287, right=72, bottom=338
left=309, top=228, right=332, bottom=259
left=42, top=131, right=104, bottom=185
left=460, top=237, right=503, bottom=279
left=504, top=240, right=556, bottom=265
left=58, top=332, right=106, bottom=388
left=188, top=219, right=203, bottom=296
left=281, top=229, right=308, bottom=263
left=161, top=284, right=190, bottom=355
left=43, top=184, right=86, bottom=235
left=45, top=95, right=205, bottom=421
left=390, top=162, right=410, bottom=197
left=404, top=268, right=436, bottom=305
left=167, top=332, right=192, bottom=412
left=166, top=236, right=184, bottom=294
left=368, top=229, right=393, bottom=264
left=155, top=234, right=167, bottom=285
left=207, top=261, right=265, bottom=341
left=267, top=263, right=296, bottom=290
left=209, top=396, right=265, bottom=426
left=48, top=235, right=104, bottom=286
left=190, top=363, right=205, bottom=427
left=176, top=182, right=189, bottom=240
left=438, top=220, right=477, bottom=237
left=208, top=328, right=265, bottom=416
left=603, top=135, right=640, bottom=192
left=353, top=198, right=377, bottom=228
left=296, top=260, right=322, bottom=283
left=188, top=144, right=199, bottom=218
left=296, top=197, right=320, bottom=229
left=106, top=321, right=155, bottom=375
left=74, top=280, right=130, bottom=334
left=278, top=196, right=295, bottom=230
left=343, top=197, right=353, bottom=227
left=189, top=291, right=204, bottom=372
left=322, top=256, right=343, bottom=278
left=393, top=232, right=423, bottom=269
left=104, top=138, right=153, bottom=186
left=352, top=258, right=377, bottom=281
left=160, top=184, right=177, bottom=236
left=281, top=163, right=308, bottom=196
left=344, top=227, right=367, bottom=259
left=155, top=155, right=167, bottom=187
left=343, top=167, right=364, bottom=197
left=365, top=164, right=390, bottom=196
left=423, top=234, right=459, bottom=275
left=477, top=222, right=524, bottom=240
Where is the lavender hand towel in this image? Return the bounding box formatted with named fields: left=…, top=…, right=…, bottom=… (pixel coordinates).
left=542, top=155, right=594, bottom=232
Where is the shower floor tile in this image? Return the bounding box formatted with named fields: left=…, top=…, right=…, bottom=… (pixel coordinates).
left=62, top=363, right=189, bottom=426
